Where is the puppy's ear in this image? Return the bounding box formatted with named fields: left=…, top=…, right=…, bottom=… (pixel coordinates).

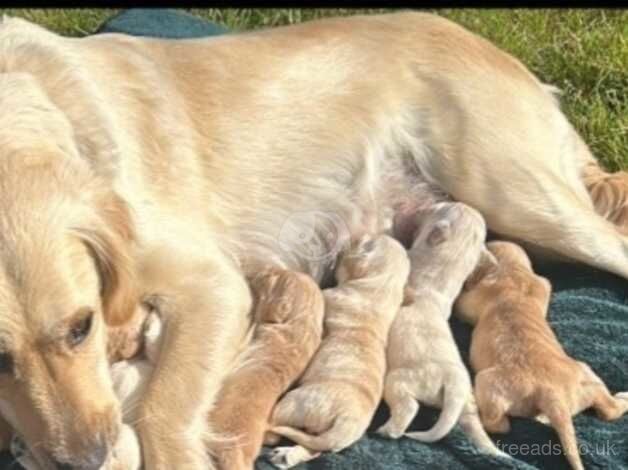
left=426, top=220, right=451, bottom=247
left=464, top=248, right=499, bottom=290
left=534, top=276, right=553, bottom=316
left=78, top=191, right=137, bottom=326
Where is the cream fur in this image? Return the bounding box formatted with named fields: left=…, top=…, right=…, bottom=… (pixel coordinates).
left=455, top=241, right=628, bottom=470
left=377, top=202, right=503, bottom=456
left=0, top=11, right=626, bottom=468
left=267, top=234, right=409, bottom=468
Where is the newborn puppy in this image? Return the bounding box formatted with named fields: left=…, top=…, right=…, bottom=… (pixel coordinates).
left=208, top=268, right=325, bottom=470
left=456, top=241, right=628, bottom=470
left=12, top=305, right=161, bottom=470
left=267, top=234, right=410, bottom=469
left=583, top=162, right=628, bottom=232
left=377, top=202, right=502, bottom=456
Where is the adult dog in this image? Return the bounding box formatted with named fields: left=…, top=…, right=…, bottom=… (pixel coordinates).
left=0, top=11, right=625, bottom=470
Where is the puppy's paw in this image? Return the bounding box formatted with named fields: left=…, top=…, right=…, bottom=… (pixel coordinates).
left=534, top=414, right=551, bottom=425
left=266, top=446, right=319, bottom=469
left=614, top=391, right=628, bottom=401
left=375, top=422, right=404, bottom=440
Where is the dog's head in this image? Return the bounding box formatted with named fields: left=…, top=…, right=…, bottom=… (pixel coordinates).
left=0, top=73, right=137, bottom=469
left=455, top=241, right=551, bottom=324
left=335, top=234, right=408, bottom=284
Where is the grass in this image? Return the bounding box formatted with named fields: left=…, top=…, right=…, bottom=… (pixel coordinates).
left=0, top=8, right=626, bottom=171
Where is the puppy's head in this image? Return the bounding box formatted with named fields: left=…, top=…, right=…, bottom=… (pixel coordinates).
left=455, top=241, right=551, bottom=324
left=250, top=269, right=323, bottom=325
left=335, top=234, right=408, bottom=284
left=410, top=202, right=486, bottom=274
left=0, top=73, right=137, bottom=468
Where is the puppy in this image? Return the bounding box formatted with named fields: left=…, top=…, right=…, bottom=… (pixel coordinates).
left=208, top=269, right=325, bottom=470
left=267, top=234, right=410, bottom=469
left=455, top=241, right=628, bottom=470
left=583, top=162, right=628, bottom=232
left=377, top=202, right=502, bottom=456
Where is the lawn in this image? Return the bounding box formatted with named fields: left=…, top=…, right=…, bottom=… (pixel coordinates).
left=1, top=8, right=626, bottom=171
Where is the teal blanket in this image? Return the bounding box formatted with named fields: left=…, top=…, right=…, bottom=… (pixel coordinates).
left=2, top=9, right=626, bottom=470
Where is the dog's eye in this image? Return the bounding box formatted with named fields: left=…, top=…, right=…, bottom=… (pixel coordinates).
left=0, top=352, right=13, bottom=375
left=67, top=311, right=94, bottom=348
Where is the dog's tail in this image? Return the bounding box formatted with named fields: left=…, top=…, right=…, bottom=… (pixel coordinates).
left=404, top=373, right=469, bottom=443
left=546, top=403, right=584, bottom=470
left=270, top=416, right=362, bottom=452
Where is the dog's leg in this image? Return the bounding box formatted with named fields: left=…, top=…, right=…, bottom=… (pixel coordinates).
left=539, top=395, right=584, bottom=470
left=474, top=369, right=511, bottom=434
left=135, top=245, right=252, bottom=470
left=576, top=362, right=628, bottom=421
left=267, top=445, right=321, bottom=469
left=377, top=375, right=420, bottom=439
left=426, top=110, right=628, bottom=279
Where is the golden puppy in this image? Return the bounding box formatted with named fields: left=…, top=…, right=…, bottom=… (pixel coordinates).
left=209, top=269, right=325, bottom=470
left=377, top=202, right=503, bottom=456
left=267, top=234, right=410, bottom=468
left=2, top=12, right=628, bottom=468
left=583, top=162, right=628, bottom=232
left=455, top=241, right=628, bottom=470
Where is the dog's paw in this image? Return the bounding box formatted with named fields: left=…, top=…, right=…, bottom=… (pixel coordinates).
left=266, top=446, right=319, bottom=469
left=534, top=414, right=551, bottom=425
left=375, top=423, right=403, bottom=440
left=267, top=447, right=298, bottom=469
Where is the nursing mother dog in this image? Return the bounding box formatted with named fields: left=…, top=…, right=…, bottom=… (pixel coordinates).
left=0, top=10, right=626, bottom=470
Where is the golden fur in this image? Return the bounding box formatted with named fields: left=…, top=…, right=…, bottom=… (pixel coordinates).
left=268, top=234, right=409, bottom=468
left=209, top=269, right=325, bottom=470
left=455, top=241, right=628, bottom=470
left=0, top=11, right=627, bottom=468
left=378, top=202, right=502, bottom=456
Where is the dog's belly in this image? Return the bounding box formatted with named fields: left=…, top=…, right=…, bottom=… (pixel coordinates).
left=230, top=153, right=448, bottom=284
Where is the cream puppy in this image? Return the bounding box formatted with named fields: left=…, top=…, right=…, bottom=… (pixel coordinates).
left=267, top=234, right=410, bottom=468
left=455, top=241, right=628, bottom=470
left=376, top=202, right=502, bottom=456
left=209, top=268, right=325, bottom=470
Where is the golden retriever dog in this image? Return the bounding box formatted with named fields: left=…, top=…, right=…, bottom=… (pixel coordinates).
left=267, top=234, right=409, bottom=468
left=1, top=11, right=628, bottom=469
left=377, top=202, right=503, bottom=456
left=11, top=307, right=163, bottom=470
left=209, top=268, right=325, bottom=470
left=455, top=241, right=628, bottom=470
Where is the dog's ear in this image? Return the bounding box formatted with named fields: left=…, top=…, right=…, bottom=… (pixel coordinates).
left=426, top=220, right=452, bottom=246
left=78, top=190, right=137, bottom=326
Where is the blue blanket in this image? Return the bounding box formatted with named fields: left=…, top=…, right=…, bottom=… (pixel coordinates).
left=2, top=9, right=626, bottom=470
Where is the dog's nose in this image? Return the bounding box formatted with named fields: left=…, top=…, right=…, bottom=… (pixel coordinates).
left=53, top=441, right=108, bottom=470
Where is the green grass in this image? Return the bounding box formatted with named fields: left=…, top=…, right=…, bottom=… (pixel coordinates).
left=1, top=8, right=626, bottom=170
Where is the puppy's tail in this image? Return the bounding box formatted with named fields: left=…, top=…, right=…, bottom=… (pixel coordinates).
left=404, top=373, right=469, bottom=443
left=545, top=403, right=584, bottom=470
left=270, top=416, right=362, bottom=452
left=458, top=398, right=508, bottom=457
